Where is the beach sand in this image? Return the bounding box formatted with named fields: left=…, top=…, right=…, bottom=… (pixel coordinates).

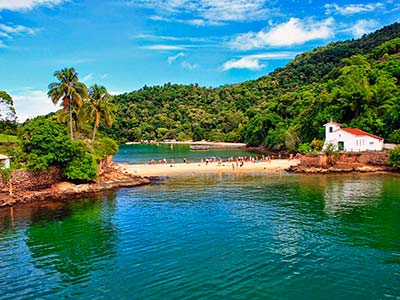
left=117, top=159, right=300, bottom=177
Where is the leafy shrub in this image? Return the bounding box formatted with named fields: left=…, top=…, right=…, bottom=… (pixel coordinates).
left=298, top=143, right=311, bottom=154
left=27, top=153, right=51, bottom=171
left=20, top=117, right=74, bottom=170
left=324, top=143, right=336, bottom=156
left=63, top=140, right=98, bottom=181
left=388, top=146, right=400, bottom=168
left=20, top=117, right=101, bottom=181
left=92, top=137, right=118, bottom=163
left=310, top=139, right=324, bottom=151
left=0, top=134, right=18, bottom=143
left=64, top=153, right=98, bottom=181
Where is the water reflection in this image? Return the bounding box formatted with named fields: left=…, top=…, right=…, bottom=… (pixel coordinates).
left=25, top=195, right=118, bottom=284
left=323, top=176, right=382, bottom=215
left=0, top=193, right=118, bottom=299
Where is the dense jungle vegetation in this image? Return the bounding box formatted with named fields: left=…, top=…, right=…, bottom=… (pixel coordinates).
left=103, top=23, right=400, bottom=152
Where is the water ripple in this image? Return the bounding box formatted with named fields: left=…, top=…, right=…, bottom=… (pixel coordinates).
left=1, top=174, right=400, bottom=299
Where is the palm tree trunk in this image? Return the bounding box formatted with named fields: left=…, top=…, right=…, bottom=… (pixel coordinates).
left=69, top=103, right=74, bottom=140
left=92, top=124, right=97, bottom=141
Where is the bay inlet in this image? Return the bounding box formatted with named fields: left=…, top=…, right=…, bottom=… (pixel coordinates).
left=0, top=145, right=399, bottom=299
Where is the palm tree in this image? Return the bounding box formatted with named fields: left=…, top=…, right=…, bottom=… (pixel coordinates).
left=83, top=84, right=115, bottom=141
left=48, top=68, right=87, bottom=139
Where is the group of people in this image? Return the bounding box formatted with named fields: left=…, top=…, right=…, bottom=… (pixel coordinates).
left=148, top=153, right=299, bottom=167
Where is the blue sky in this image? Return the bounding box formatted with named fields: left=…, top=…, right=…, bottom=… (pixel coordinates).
left=0, top=0, right=399, bottom=121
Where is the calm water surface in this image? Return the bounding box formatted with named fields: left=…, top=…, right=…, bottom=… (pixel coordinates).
left=0, top=173, right=400, bottom=300
left=114, top=144, right=261, bottom=164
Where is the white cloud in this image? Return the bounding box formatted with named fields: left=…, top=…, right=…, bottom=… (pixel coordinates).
left=128, top=0, right=273, bottom=25
left=12, top=90, right=59, bottom=122
left=0, top=23, right=36, bottom=47
left=0, top=24, right=35, bottom=35
left=0, top=0, right=65, bottom=11
left=133, top=33, right=208, bottom=43
left=82, top=72, right=93, bottom=82
left=222, top=56, right=264, bottom=71
left=198, top=0, right=270, bottom=22
left=230, top=18, right=335, bottom=50
left=149, top=14, right=223, bottom=26
left=144, top=45, right=185, bottom=50
left=134, top=33, right=180, bottom=41
left=350, top=19, right=379, bottom=37
left=181, top=61, right=198, bottom=70
left=221, top=52, right=297, bottom=71
left=167, top=52, right=198, bottom=69
left=325, top=3, right=384, bottom=15
left=168, top=52, right=185, bottom=64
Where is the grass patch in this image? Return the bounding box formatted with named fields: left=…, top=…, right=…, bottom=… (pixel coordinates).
left=0, top=134, right=18, bottom=143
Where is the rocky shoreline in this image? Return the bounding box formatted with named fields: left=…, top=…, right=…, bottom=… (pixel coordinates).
left=286, top=152, right=397, bottom=174
left=287, top=163, right=395, bottom=174
left=0, top=166, right=152, bottom=207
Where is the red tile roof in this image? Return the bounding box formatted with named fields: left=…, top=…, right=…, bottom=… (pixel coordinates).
left=341, top=128, right=383, bottom=140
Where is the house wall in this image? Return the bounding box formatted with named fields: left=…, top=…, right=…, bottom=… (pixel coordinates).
left=324, top=124, right=341, bottom=147
left=338, top=132, right=383, bottom=152
left=0, top=158, right=10, bottom=169
left=324, top=128, right=383, bottom=152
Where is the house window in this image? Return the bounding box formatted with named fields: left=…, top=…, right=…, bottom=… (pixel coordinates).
left=329, top=127, right=333, bottom=133
left=370, top=142, right=374, bottom=145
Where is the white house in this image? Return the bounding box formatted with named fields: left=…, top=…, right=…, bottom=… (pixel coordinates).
left=323, top=122, right=384, bottom=152
left=0, top=154, right=10, bottom=169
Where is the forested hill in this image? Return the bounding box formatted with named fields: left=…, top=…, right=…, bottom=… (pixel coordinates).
left=255, top=22, right=400, bottom=92
left=104, top=23, right=400, bottom=151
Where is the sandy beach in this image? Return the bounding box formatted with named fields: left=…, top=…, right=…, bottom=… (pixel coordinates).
left=117, top=159, right=300, bottom=176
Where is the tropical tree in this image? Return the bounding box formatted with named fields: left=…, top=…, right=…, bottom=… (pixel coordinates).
left=47, top=68, right=87, bottom=139
left=0, top=90, right=16, bottom=120
left=0, top=90, right=17, bottom=134
left=83, top=84, right=115, bottom=141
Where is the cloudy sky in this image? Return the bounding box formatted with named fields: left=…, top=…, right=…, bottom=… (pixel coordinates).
left=0, top=0, right=399, bottom=121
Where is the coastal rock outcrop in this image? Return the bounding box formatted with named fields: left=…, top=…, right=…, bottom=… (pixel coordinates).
left=287, top=152, right=395, bottom=174
left=0, top=165, right=151, bottom=207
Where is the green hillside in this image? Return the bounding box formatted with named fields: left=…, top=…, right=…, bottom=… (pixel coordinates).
left=103, top=23, right=400, bottom=151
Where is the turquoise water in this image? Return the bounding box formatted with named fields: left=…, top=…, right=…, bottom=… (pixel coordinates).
left=0, top=172, right=400, bottom=299
left=114, top=144, right=261, bottom=164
